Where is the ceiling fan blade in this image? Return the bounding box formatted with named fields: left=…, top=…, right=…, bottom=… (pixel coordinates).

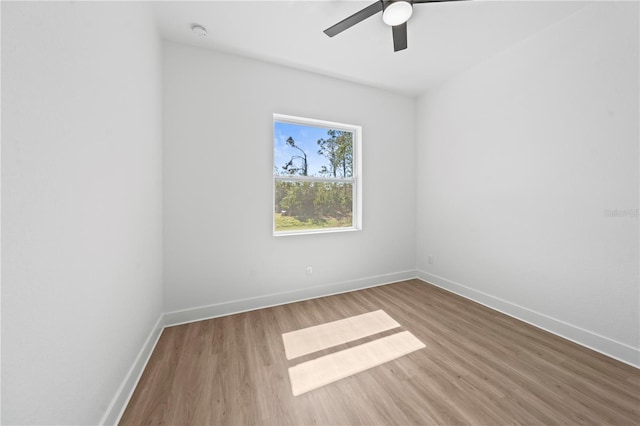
left=392, top=23, right=408, bottom=52
left=324, top=1, right=384, bottom=37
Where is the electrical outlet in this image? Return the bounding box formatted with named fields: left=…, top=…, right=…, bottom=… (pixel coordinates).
left=306, top=266, right=313, bottom=276
left=428, top=256, right=433, bottom=265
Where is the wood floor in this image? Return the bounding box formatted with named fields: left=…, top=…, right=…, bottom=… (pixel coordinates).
left=120, top=279, right=640, bottom=425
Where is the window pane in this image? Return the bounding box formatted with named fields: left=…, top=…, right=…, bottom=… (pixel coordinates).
left=274, top=122, right=353, bottom=178
left=274, top=181, right=353, bottom=232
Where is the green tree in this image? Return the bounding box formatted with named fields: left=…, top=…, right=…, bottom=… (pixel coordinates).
left=282, top=136, right=308, bottom=176
left=317, top=130, right=352, bottom=178
left=316, top=130, right=353, bottom=220
left=279, top=182, right=317, bottom=220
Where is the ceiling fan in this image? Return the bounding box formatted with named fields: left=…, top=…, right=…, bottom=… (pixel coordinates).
left=324, top=0, right=467, bottom=52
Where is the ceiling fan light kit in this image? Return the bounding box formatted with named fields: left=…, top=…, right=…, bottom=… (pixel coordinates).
left=383, top=1, right=413, bottom=26
left=324, top=0, right=468, bottom=52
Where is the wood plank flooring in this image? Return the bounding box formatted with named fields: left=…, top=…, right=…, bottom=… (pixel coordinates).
left=120, top=279, right=640, bottom=425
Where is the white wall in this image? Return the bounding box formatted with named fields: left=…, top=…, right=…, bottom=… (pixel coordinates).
left=416, top=2, right=639, bottom=366
left=163, top=42, right=416, bottom=319
left=2, top=2, right=163, bottom=424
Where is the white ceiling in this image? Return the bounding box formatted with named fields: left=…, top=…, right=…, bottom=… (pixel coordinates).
left=152, top=0, right=588, bottom=96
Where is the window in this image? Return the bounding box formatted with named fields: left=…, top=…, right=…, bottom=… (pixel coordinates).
left=273, top=114, right=361, bottom=235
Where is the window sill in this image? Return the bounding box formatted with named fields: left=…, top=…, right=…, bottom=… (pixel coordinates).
left=273, top=226, right=361, bottom=237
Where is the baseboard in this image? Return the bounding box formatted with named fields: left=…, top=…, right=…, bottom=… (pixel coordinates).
left=416, top=270, right=640, bottom=369
left=100, top=314, right=165, bottom=426
left=164, top=270, right=417, bottom=327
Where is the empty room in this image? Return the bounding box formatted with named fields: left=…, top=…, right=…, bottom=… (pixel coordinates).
left=2, top=0, right=638, bottom=424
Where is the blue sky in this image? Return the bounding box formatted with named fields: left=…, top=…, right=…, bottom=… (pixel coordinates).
left=274, top=122, right=335, bottom=176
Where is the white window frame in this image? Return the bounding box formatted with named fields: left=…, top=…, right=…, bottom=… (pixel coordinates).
left=273, top=113, right=362, bottom=236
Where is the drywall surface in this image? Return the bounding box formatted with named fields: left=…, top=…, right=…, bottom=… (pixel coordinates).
left=163, top=42, right=416, bottom=314
left=416, top=2, right=639, bottom=364
left=2, top=2, right=163, bottom=423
